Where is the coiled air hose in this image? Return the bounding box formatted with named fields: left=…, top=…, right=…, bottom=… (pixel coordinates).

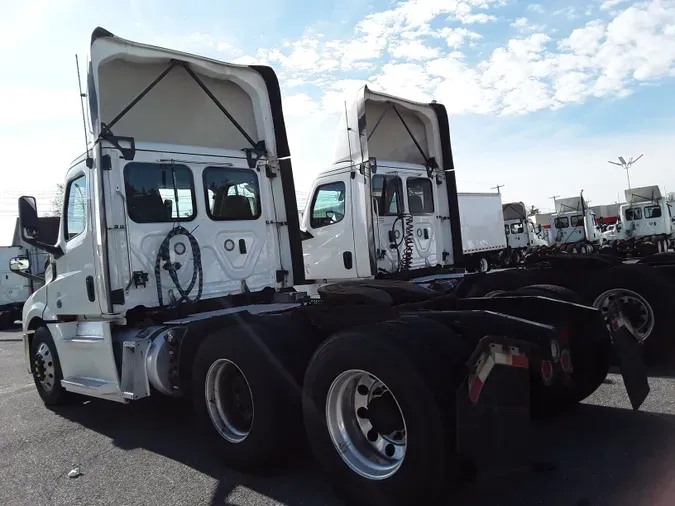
left=391, top=213, right=415, bottom=272
left=155, top=226, right=204, bottom=308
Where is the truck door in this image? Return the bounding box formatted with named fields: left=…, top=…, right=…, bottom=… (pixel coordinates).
left=46, top=166, right=101, bottom=317
left=302, top=172, right=357, bottom=280
left=372, top=174, right=404, bottom=273
left=403, top=176, right=437, bottom=270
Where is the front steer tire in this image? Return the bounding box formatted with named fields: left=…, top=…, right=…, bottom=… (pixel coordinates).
left=30, top=327, right=71, bottom=406
left=302, top=317, right=469, bottom=506
left=192, top=322, right=310, bottom=472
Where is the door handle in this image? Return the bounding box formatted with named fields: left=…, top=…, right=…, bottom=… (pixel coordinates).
left=423, top=228, right=429, bottom=240
left=343, top=251, right=353, bottom=270
left=239, top=239, right=247, bottom=254
left=86, top=276, right=96, bottom=302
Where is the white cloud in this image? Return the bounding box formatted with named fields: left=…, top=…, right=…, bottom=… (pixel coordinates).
left=527, top=4, right=545, bottom=14
left=435, top=27, right=483, bottom=48
left=245, top=1, right=675, bottom=120
left=510, top=17, right=547, bottom=33
left=389, top=39, right=440, bottom=60
left=553, top=6, right=580, bottom=20
left=283, top=93, right=320, bottom=116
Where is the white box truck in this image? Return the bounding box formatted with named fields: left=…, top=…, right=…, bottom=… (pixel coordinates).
left=0, top=246, right=33, bottom=328
left=457, top=192, right=507, bottom=272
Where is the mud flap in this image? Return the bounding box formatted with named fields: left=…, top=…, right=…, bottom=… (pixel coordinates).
left=607, top=301, right=650, bottom=411
left=456, top=337, right=533, bottom=471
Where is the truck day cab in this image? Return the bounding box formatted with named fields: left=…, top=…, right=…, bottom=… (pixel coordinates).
left=502, top=201, right=549, bottom=265
left=11, top=28, right=652, bottom=506
left=600, top=185, right=674, bottom=257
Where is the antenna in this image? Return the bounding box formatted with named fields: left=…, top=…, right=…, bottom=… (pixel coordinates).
left=491, top=184, right=504, bottom=194
left=343, top=101, right=354, bottom=168
left=75, top=54, right=92, bottom=167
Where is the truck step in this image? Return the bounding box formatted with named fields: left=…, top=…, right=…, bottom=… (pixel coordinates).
left=61, top=376, right=124, bottom=402
left=120, top=339, right=151, bottom=401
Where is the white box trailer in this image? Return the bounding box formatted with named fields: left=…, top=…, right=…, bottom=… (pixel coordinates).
left=457, top=192, right=507, bottom=272
left=0, top=246, right=32, bottom=328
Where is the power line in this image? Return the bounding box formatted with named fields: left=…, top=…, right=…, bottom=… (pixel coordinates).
left=491, top=184, right=504, bottom=194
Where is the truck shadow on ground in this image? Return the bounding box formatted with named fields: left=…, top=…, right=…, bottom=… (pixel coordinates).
left=51, top=395, right=343, bottom=506
left=51, top=394, right=675, bottom=506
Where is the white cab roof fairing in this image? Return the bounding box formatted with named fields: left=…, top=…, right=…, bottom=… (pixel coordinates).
left=85, top=27, right=306, bottom=289
left=554, top=196, right=585, bottom=214
left=625, top=185, right=662, bottom=204
left=503, top=202, right=527, bottom=221
left=332, top=85, right=446, bottom=170
left=87, top=27, right=277, bottom=157
left=329, top=84, right=466, bottom=270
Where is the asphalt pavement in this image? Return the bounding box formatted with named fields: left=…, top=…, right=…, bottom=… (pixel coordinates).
left=3, top=328, right=675, bottom=506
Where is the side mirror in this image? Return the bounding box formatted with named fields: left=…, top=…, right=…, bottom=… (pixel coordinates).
left=17, top=196, right=64, bottom=258
left=369, top=157, right=378, bottom=174
left=10, top=256, right=31, bottom=273
left=18, top=196, right=40, bottom=241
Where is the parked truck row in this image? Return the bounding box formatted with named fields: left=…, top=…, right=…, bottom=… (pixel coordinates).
left=8, top=27, right=673, bottom=506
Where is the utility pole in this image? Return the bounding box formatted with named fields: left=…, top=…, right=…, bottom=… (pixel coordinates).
left=549, top=195, right=560, bottom=209
left=608, top=154, right=643, bottom=191
left=491, top=184, right=504, bottom=194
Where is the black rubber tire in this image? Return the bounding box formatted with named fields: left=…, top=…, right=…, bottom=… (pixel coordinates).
left=318, top=280, right=436, bottom=307
left=583, top=264, right=675, bottom=363
left=192, top=322, right=308, bottom=472
left=637, top=251, right=675, bottom=265
left=0, top=311, right=12, bottom=330
left=637, top=241, right=658, bottom=257
left=30, top=327, right=71, bottom=406
left=509, top=283, right=579, bottom=303
left=600, top=245, right=619, bottom=257
left=463, top=269, right=542, bottom=298
left=303, top=317, right=469, bottom=506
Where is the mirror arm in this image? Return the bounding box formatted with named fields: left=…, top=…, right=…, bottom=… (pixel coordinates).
left=12, top=270, right=45, bottom=283
left=23, top=237, right=64, bottom=259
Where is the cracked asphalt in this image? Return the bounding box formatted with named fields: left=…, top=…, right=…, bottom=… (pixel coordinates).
left=3, top=328, right=675, bottom=506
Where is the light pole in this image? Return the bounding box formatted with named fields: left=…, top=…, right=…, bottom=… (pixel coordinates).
left=608, top=154, right=643, bottom=192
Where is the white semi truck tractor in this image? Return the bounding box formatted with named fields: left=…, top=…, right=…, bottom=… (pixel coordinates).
left=599, top=185, right=674, bottom=257
left=10, top=27, right=652, bottom=506
left=501, top=201, right=549, bottom=266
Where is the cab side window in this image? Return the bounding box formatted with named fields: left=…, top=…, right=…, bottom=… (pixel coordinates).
left=406, top=177, right=434, bottom=215
left=372, top=175, right=402, bottom=216
left=645, top=206, right=662, bottom=218
left=64, top=174, right=87, bottom=241
left=310, top=182, right=346, bottom=228
left=626, top=208, right=642, bottom=220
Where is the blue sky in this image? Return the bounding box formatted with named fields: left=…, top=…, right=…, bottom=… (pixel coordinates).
left=1, top=0, right=675, bottom=241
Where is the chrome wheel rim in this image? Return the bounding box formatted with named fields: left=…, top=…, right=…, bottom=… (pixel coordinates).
left=205, top=359, right=254, bottom=443
left=593, top=288, right=655, bottom=342
left=33, top=342, right=56, bottom=392
left=326, top=369, right=407, bottom=480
